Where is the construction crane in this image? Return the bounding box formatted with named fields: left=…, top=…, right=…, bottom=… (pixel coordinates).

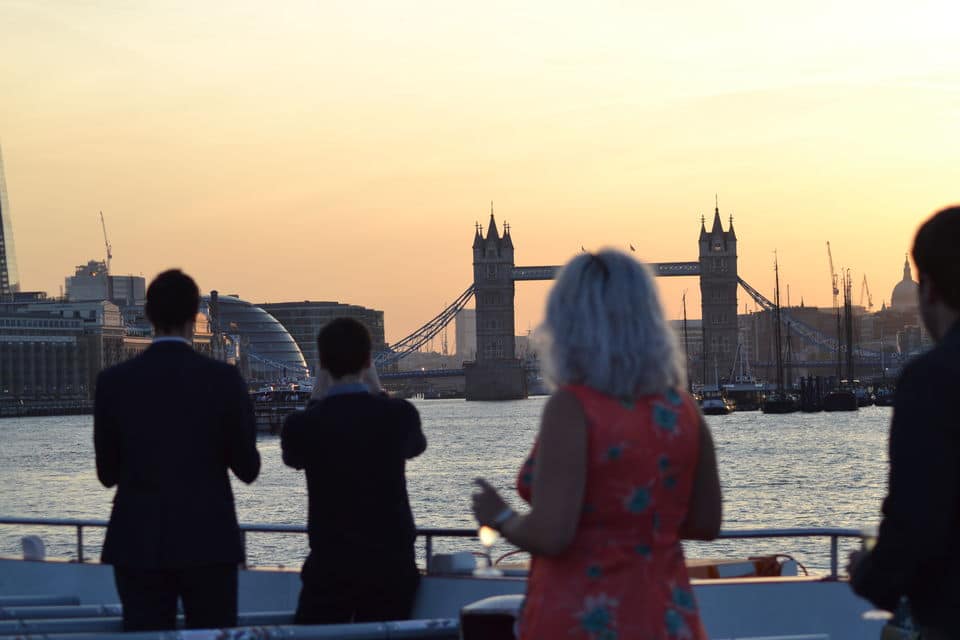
left=860, top=274, right=874, bottom=311
left=99, top=211, right=113, bottom=301
left=826, top=241, right=839, bottom=309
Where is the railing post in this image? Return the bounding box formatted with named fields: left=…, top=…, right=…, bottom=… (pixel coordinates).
left=77, top=525, right=84, bottom=564
left=240, top=530, right=247, bottom=570
left=425, top=534, right=433, bottom=574
left=830, top=534, right=838, bottom=579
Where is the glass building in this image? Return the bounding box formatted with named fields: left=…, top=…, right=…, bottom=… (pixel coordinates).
left=204, top=294, right=308, bottom=384
left=0, top=146, right=21, bottom=301
left=260, top=301, right=385, bottom=376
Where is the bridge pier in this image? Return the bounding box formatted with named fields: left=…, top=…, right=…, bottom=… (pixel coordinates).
left=464, top=360, right=527, bottom=401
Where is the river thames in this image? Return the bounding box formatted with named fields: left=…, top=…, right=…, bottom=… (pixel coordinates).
left=0, top=399, right=890, bottom=574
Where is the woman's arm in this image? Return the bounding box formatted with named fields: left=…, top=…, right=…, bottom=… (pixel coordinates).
left=679, top=412, right=722, bottom=540
left=472, top=389, right=587, bottom=556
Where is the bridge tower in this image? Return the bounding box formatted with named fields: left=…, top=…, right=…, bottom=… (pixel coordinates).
left=698, top=202, right=739, bottom=386
left=464, top=211, right=527, bottom=400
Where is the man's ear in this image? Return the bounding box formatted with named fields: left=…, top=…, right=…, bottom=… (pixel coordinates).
left=919, top=275, right=939, bottom=305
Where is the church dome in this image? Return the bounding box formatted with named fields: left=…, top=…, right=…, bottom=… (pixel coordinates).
left=891, top=257, right=918, bottom=310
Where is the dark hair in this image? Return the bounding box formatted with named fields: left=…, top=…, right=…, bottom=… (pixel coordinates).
left=913, top=206, right=960, bottom=311
left=145, top=269, right=200, bottom=332
left=318, top=317, right=372, bottom=378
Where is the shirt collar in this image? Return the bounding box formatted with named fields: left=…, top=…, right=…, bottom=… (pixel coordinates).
left=152, top=336, right=192, bottom=346
left=325, top=382, right=370, bottom=397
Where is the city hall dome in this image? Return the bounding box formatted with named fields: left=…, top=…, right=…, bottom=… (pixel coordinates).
left=890, top=257, right=918, bottom=310
left=202, top=293, right=308, bottom=383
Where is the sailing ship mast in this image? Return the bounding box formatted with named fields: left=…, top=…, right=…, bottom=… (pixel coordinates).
left=773, top=254, right=785, bottom=396
left=843, top=269, right=855, bottom=384
left=682, top=291, right=691, bottom=394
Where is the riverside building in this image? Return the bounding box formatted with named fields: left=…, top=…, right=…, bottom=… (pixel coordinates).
left=260, top=300, right=385, bottom=375
left=207, top=294, right=309, bottom=383
left=65, top=260, right=146, bottom=306
left=0, top=299, right=216, bottom=414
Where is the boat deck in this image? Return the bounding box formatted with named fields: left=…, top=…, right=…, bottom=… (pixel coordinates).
left=0, top=518, right=886, bottom=639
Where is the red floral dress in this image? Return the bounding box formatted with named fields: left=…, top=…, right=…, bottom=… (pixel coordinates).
left=516, top=385, right=707, bottom=640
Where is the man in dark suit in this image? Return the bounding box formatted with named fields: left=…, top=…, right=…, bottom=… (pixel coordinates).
left=94, top=269, right=260, bottom=631
left=282, top=317, right=426, bottom=624
left=849, top=206, right=960, bottom=638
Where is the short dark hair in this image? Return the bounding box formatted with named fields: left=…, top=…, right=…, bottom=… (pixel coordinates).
left=145, top=269, right=200, bottom=332
left=913, top=206, right=960, bottom=311
left=318, top=317, right=372, bottom=378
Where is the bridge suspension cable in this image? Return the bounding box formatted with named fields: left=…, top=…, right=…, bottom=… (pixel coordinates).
left=222, top=334, right=311, bottom=378
left=374, top=285, right=476, bottom=368
left=737, top=277, right=884, bottom=360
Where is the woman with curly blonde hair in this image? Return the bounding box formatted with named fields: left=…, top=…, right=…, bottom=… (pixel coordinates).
left=473, top=249, right=721, bottom=640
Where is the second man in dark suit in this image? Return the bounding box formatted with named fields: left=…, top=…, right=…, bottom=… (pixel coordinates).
left=282, top=317, right=426, bottom=624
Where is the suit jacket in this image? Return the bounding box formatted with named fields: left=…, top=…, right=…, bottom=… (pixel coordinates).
left=281, top=389, right=426, bottom=578
left=852, top=321, right=960, bottom=629
left=94, top=341, right=260, bottom=569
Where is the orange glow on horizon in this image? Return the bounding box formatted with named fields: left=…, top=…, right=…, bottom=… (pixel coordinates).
left=1, top=1, right=956, bottom=343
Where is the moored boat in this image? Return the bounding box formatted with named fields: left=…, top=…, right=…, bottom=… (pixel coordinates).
left=822, top=389, right=858, bottom=412
left=761, top=392, right=800, bottom=414
left=700, top=389, right=736, bottom=415
left=873, top=387, right=895, bottom=407
left=251, top=385, right=312, bottom=433
left=761, top=256, right=799, bottom=415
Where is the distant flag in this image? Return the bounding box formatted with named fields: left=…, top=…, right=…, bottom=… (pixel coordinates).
left=629, top=244, right=636, bottom=252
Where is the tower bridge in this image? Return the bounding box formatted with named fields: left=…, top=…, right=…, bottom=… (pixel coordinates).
left=374, top=204, right=880, bottom=400
left=461, top=205, right=738, bottom=400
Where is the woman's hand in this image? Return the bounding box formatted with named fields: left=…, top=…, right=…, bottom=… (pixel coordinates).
left=472, top=478, right=509, bottom=528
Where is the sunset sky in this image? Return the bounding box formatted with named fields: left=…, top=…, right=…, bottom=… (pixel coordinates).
left=1, top=1, right=957, bottom=344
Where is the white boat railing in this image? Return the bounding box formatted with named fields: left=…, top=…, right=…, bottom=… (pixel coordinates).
left=0, top=516, right=862, bottom=579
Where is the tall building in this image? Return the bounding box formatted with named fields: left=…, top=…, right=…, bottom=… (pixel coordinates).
left=65, top=260, right=146, bottom=306
left=0, top=146, right=21, bottom=301
left=454, top=308, right=476, bottom=359
left=698, top=203, right=739, bottom=378
left=259, top=300, right=385, bottom=375
left=65, top=261, right=109, bottom=301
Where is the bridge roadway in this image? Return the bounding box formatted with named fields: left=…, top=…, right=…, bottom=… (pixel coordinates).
left=381, top=359, right=885, bottom=383
left=512, top=262, right=700, bottom=280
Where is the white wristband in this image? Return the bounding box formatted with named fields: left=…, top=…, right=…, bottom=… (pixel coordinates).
left=492, top=507, right=517, bottom=530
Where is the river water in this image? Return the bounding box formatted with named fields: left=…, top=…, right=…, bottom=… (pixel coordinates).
left=0, top=399, right=890, bottom=574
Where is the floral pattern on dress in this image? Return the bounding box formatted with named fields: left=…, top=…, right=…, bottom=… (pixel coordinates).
left=577, top=593, right=619, bottom=639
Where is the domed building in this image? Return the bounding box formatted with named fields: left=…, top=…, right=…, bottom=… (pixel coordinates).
left=203, top=293, right=309, bottom=384
left=890, top=256, right=918, bottom=310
